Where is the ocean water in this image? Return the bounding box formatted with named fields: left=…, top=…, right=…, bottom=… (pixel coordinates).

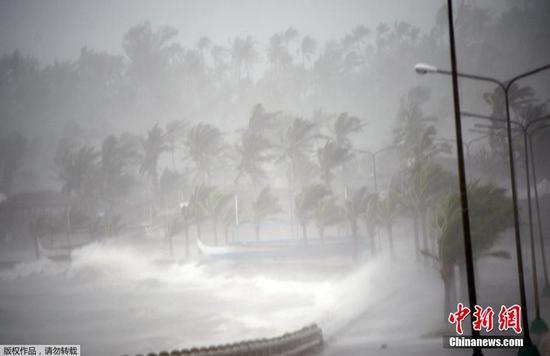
left=0, top=225, right=533, bottom=356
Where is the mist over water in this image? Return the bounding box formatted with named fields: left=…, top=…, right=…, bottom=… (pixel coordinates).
left=1, top=1, right=550, bottom=355
left=0, top=224, right=438, bottom=355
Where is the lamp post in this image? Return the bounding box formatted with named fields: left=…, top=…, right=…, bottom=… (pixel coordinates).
left=359, top=145, right=396, bottom=192
left=470, top=113, right=550, bottom=335
left=416, top=61, right=550, bottom=354
left=529, top=124, right=550, bottom=298
left=435, top=135, right=493, bottom=182
left=437, top=2, right=481, bottom=355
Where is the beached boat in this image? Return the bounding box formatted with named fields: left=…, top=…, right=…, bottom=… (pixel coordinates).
left=35, top=237, right=86, bottom=260
left=196, top=238, right=355, bottom=260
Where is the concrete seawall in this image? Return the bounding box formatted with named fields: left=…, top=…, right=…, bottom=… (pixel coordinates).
left=124, top=324, right=323, bottom=356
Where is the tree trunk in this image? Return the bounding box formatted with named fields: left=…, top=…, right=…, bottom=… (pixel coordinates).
left=185, top=228, right=190, bottom=258
left=213, top=220, right=218, bottom=246
left=196, top=224, right=202, bottom=240
left=387, top=223, right=395, bottom=258
left=413, top=212, right=420, bottom=260
left=442, top=262, right=456, bottom=325
left=352, top=222, right=358, bottom=264
left=302, top=223, right=308, bottom=243
left=168, top=233, right=174, bottom=259
left=368, top=226, right=376, bottom=255
left=421, top=209, right=428, bottom=264
left=34, top=235, right=40, bottom=260
left=224, top=226, right=229, bottom=245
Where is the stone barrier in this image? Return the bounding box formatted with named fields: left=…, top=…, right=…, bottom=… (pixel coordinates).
left=124, top=324, right=323, bottom=356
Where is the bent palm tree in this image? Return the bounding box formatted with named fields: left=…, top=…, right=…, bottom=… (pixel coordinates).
left=252, top=187, right=282, bottom=240
left=234, top=131, right=275, bottom=185
left=377, top=183, right=400, bottom=256
left=333, top=112, right=365, bottom=149
left=432, top=182, right=513, bottom=322
left=362, top=192, right=380, bottom=255
left=279, top=118, right=319, bottom=238
left=185, top=123, right=224, bottom=184
left=55, top=142, right=99, bottom=197
left=317, top=140, right=353, bottom=188
left=201, top=187, right=233, bottom=245
left=295, top=183, right=330, bottom=242
left=140, top=123, right=168, bottom=192
left=314, top=196, right=343, bottom=241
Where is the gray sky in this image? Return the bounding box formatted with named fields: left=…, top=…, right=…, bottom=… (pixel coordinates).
left=0, top=0, right=446, bottom=64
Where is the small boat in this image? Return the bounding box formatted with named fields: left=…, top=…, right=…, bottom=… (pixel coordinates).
left=35, top=237, right=86, bottom=261
left=196, top=238, right=355, bottom=260
left=196, top=238, right=272, bottom=258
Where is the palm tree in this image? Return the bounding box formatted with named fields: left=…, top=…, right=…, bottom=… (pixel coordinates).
left=164, top=120, right=186, bottom=170
left=300, top=36, right=317, bottom=67
left=100, top=134, right=137, bottom=209
left=362, top=192, right=380, bottom=255
left=295, top=183, right=330, bottom=242
left=268, top=33, right=292, bottom=73
left=393, top=87, right=445, bottom=166
left=140, top=123, right=168, bottom=192
left=197, top=36, right=212, bottom=60
left=278, top=118, right=319, bottom=237
left=317, top=140, right=353, bottom=188
left=231, top=36, right=258, bottom=81
left=184, top=122, right=224, bottom=184
left=252, top=187, right=282, bottom=240
left=398, top=161, right=454, bottom=259
left=376, top=183, right=400, bottom=256
left=180, top=201, right=195, bottom=258
left=221, top=203, right=236, bottom=245
left=234, top=131, right=274, bottom=185
left=314, top=196, right=343, bottom=241
left=201, top=187, right=232, bottom=245
left=279, top=118, right=319, bottom=176
left=188, top=185, right=210, bottom=240
left=333, top=113, right=365, bottom=149
left=431, top=183, right=513, bottom=321
left=0, top=132, right=27, bottom=196
left=283, top=27, right=299, bottom=46
left=247, top=103, right=282, bottom=134
left=54, top=141, right=99, bottom=197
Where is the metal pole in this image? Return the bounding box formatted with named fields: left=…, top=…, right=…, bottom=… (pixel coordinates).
left=372, top=154, right=378, bottom=192
left=446, top=2, right=482, bottom=354
left=503, top=90, right=533, bottom=347
left=529, top=126, right=550, bottom=295
left=417, top=61, right=550, bottom=356
left=234, top=194, right=239, bottom=242
left=523, top=129, right=541, bottom=320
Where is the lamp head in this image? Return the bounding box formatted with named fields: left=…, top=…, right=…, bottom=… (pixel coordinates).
left=414, top=63, right=438, bottom=75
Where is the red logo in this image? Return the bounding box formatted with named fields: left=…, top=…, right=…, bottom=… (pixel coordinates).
left=449, top=304, right=522, bottom=335
left=448, top=303, right=471, bottom=335
left=498, top=304, right=522, bottom=334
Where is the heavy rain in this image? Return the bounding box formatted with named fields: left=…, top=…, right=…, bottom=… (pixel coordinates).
left=1, top=1, right=550, bottom=355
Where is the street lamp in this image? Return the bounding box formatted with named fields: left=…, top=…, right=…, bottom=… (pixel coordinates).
left=416, top=61, right=550, bottom=354
left=468, top=113, right=550, bottom=335
left=435, top=135, right=493, bottom=182
left=438, top=2, right=482, bottom=355
left=359, top=145, right=396, bottom=192
left=529, top=124, right=550, bottom=298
